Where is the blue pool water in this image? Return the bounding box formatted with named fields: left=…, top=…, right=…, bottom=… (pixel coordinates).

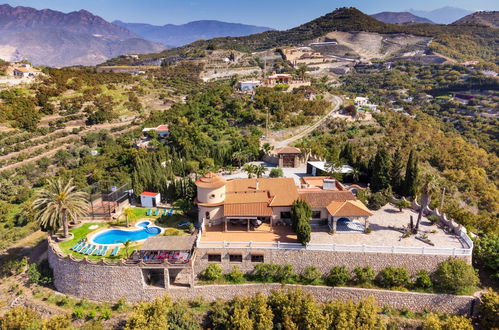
left=92, top=221, right=162, bottom=244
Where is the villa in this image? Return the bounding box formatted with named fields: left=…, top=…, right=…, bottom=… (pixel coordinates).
left=195, top=172, right=372, bottom=233
left=13, top=64, right=42, bottom=77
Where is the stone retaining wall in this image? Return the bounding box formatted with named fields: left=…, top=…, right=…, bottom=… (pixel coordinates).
left=48, top=246, right=476, bottom=314
left=194, top=248, right=470, bottom=275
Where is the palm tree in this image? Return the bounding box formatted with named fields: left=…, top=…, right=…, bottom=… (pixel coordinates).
left=297, top=65, right=308, bottom=81
left=415, top=174, right=437, bottom=231
left=117, top=239, right=132, bottom=259
left=242, top=164, right=256, bottom=178
left=232, top=151, right=249, bottom=168
left=254, top=165, right=268, bottom=178
left=351, top=168, right=361, bottom=183
left=173, top=198, right=193, bottom=215
left=262, top=143, right=274, bottom=155
left=32, top=178, right=88, bottom=238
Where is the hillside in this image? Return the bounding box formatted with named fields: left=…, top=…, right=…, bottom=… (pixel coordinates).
left=371, top=12, right=433, bottom=24
left=0, top=4, right=164, bottom=67
left=113, top=20, right=273, bottom=47
left=104, top=7, right=499, bottom=68
left=453, top=11, right=499, bottom=28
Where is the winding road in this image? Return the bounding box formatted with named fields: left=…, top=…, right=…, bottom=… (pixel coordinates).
left=275, top=94, right=343, bottom=148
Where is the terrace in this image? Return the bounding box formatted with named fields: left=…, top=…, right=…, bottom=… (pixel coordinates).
left=202, top=223, right=297, bottom=243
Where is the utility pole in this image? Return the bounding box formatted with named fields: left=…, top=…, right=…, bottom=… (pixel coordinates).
left=440, top=187, right=445, bottom=211
left=265, top=107, right=269, bottom=138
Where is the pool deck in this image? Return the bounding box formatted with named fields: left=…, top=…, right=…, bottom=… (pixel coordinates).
left=87, top=220, right=164, bottom=246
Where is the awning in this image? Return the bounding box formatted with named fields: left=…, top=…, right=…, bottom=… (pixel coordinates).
left=140, top=236, right=195, bottom=251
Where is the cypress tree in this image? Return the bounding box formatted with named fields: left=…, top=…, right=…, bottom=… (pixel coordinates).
left=403, top=150, right=419, bottom=198
left=370, top=148, right=391, bottom=192
left=390, top=148, right=404, bottom=195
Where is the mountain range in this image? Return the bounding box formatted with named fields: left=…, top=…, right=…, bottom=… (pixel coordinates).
left=0, top=4, right=165, bottom=67
left=371, top=12, right=433, bottom=24
left=408, top=6, right=473, bottom=24
left=113, top=20, right=273, bottom=48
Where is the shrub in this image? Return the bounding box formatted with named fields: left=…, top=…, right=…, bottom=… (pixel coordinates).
left=200, top=264, right=223, bottom=281
left=99, top=309, right=112, bottom=320
left=226, top=266, right=246, bottom=284
left=479, top=291, right=499, bottom=329
left=354, top=266, right=375, bottom=285
left=252, top=264, right=296, bottom=283
left=394, top=199, right=411, bottom=212
left=377, top=267, right=410, bottom=288
left=367, top=192, right=390, bottom=210
left=269, top=168, right=283, bottom=178
left=473, top=234, right=499, bottom=280
left=0, top=306, right=41, bottom=329
left=423, top=313, right=473, bottom=330
left=72, top=307, right=85, bottom=319
left=113, top=297, right=127, bottom=312
left=427, top=215, right=440, bottom=225
left=300, top=266, right=321, bottom=285
left=414, top=270, right=433, bottom=289
left=27, top=260, right=53, bottom=285
left=325, top=266, right=352, bottom=286
left=433, top=259, right=479, bottom=294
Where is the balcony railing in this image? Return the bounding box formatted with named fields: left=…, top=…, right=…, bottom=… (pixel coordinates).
left=197, top=241, right=472, bottom=256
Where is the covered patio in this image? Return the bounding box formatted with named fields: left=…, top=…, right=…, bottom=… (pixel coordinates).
left=326, top=200, right=373, bottom=233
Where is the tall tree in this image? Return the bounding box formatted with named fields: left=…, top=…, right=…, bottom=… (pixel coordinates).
left=390, top=148, right=404, bottom=195
left=370, top=148, right=391, bottom=192
left=32, top=178, right=88, bottom=237
left=403, top=150, right=419, bottom=198
left=291, top=200, right=312, bottom=245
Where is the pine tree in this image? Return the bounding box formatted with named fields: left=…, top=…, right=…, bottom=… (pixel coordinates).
left=403, top=150, right=419, bottom=198
left=390, top=148, right=404, bottom=195
left=370, top=148, right=391, bottom=192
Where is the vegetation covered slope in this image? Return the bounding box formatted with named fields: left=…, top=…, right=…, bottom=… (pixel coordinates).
left=104, top=7, right=499, bottom=68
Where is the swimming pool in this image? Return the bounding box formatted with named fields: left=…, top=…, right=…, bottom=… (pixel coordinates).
left=90, top=221, right=163, bottom=245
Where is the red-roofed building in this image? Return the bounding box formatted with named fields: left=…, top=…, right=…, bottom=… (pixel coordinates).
left=13, top=65, right=41, bottom=78
left=140, top=191, right=161, bottom=207
left=142, top=124, right=170, bottom=137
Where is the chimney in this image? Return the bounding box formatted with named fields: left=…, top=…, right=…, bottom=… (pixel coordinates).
left=323, top=179, right=336, bottom=191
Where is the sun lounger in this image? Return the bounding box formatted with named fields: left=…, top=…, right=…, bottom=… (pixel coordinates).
left=77, top=244, right=89, bottom=253
left=146, top=208, right=152, bottom=216
left=153, top=209, right=159, bottom=216
left=162, top=208, right=167, bottom=216
left=99, top=246, right=108, bottom=256
left=85, top=245, right=96, bottom=255
left=70, top=241, right=83, bottom=251
left=110, top=246, right=120, bottom=257
left=167, top=208, right=173, bottom=216
left=93, top=246, right=103, bottom=256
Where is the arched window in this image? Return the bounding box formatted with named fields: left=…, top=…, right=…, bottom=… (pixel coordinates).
left=210, top=194, right=215, bottom=199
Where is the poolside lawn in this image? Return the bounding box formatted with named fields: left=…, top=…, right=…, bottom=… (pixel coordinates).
left=58, top=223, right=141, bottom=261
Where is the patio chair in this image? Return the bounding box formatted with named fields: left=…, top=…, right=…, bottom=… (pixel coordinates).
left=146, top=209, right=152, bottom=216
left=153, top=209, right=159, bottom=216
left=99, top=246, right=108, bottom=256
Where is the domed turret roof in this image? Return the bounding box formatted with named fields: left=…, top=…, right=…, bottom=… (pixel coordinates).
left=195, top=172, right=226, bottom=189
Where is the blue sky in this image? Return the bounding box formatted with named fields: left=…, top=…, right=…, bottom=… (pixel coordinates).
left=3, top=0, right=498, bottom=29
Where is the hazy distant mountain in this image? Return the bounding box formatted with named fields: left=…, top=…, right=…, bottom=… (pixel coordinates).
left=408, top=7, right=473, bottom=24
left=452, top=11, right=499, bottom=28
left=113, top=20, right=273, bottom=47
left=371, top=12, right=433, bottom=24
left=0, top=4, right=164, bottom=67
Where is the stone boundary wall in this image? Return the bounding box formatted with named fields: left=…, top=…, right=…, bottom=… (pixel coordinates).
left=48, top=245, right=476, bottom=315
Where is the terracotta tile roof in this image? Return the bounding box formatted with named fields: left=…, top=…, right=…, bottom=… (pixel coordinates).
left=300, top=176, right=346, bottom=190
left=226, top=178, right=298, bottom=206
left=195, top=172, right=226, bottom=189
left=275, top=146, right=301, bottom=154
left=15, top=67, right=41, bottom=73
left=156, top=125, right=169, bottom=131
left=224, top=202, right=273, bottom=217
left=326, top=200, right=373, bottom=217
left=140, top=191, right=160, bottom=197
left=225, top=191, right=270, bottom=204
left=298, top=190, right=355, bottom=207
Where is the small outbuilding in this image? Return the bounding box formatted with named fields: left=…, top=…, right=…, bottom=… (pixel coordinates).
left=140, top=192, right=161, bottom=208
left=275, top=147, right=301, bottom=168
